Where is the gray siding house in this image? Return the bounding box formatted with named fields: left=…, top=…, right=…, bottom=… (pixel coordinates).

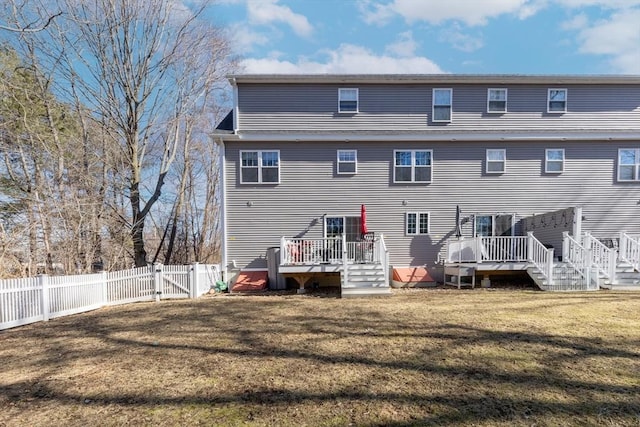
left=215, top=74, right=640, bottom=295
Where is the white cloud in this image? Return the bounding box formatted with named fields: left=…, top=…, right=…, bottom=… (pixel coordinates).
left=572, top=9, right=640, bottom=73
left=228, top=23, right=270, bottom=54
left=240, top=43, right=445, bottom=74
left=561, top=13, right=588, bottom=31
left=384, top=31, right=418, bottom=57
left=439, top=24, right=484, bottom=52
left=246, top=0, right=313, bottom=37
left=360, top=0, right=534, bottom=26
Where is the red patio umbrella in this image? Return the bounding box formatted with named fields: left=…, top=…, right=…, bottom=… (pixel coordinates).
left=360, top=204, right=368, bottom=236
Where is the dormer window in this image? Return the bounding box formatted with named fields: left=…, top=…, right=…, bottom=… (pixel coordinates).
left=487, top=88, right=507, bottom=113
left=338, top=88, right=358, bottom=113
left=548, top=88, right=567, bottom=113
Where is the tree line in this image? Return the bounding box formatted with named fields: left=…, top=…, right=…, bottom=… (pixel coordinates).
left=0, top=0, right=236, bottom=277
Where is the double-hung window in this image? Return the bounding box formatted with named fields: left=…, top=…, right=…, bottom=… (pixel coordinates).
left=548, top=88, right=567, bottom=113
left=487, top=88, right=507, bottom=113
left=432, top=88, right=452, bottom=122
left=406, top=212, right=430, bottom=235
left=618, top=149, right=640, bottom=182
left=338, top=88, right=358, bottom=113
left=545, top=149, right=564, bottom=173
left=394, top=150, right=433, bottom=183
left=486, top=149, right=506, bottom=174
left=240, top=150, right=280, bottom=184
left=337, top=149, right=357, bottom=174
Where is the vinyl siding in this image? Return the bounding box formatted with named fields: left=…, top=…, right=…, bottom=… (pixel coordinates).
left=225, top=140, right=640, bottom=280
left=237, top=84, right=640, bottom=133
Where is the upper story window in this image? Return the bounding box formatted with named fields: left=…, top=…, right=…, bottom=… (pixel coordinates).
left=486, top=149, right=506, bottom=174
left=618, top=149, right=640, bottom=182
left=394, top=150, right=432, bottom=183
left=337, top=149, right=357, bottom=174
left=432, top=88, right=452, bottom=122
left=240, top=150, right=280, bottom=184
left=338, top=88, right=358, bottom=113
left=545, top=149, right=565, bottom=173
left=406, top=212, right=430, bottom=235
left=487, top=88, right=507, bottom=113
left=548, top=88, right=567, bottom=113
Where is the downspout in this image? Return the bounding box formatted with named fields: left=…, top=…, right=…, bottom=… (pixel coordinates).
left=219, top=136, right=228, bottom=285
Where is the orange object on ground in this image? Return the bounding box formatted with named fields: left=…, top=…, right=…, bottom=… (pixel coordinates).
left=392, top=267, right=434, bottom=284
left=232, top=271, right=268, bottom=292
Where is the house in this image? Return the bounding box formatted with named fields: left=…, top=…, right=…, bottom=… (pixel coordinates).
left=215, top=74, right=640, bottom=296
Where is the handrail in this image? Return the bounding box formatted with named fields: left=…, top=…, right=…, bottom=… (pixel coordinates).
left=281, top=237, right=343, bottom=265
left=619, top=232, right=640, bottom=272
left=527, top=232, right=554, bottom=286
left=583, top=232, right=616, bottom=282
left=562, top=232, right=592, bottom=286
left=378, top=234, right=389, bottom=286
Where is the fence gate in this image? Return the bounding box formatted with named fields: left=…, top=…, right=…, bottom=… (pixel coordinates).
left=157, top=265, right=191, bottom=299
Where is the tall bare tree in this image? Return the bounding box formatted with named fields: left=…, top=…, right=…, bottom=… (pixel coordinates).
left=6, top=0, right=234, bottom=267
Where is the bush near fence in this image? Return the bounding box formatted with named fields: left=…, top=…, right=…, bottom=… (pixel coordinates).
left=0, top=263, right=220, bottom=331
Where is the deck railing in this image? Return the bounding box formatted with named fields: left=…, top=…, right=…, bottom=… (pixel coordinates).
left=446, top=236, right=529, bottom=263
left=619, top=232, right=640, bottom=271
left=582, top=232, right=616, bottom=283
left=281, top=236, right=380, bottom=266
left=527, top=232, right=554, bottom=286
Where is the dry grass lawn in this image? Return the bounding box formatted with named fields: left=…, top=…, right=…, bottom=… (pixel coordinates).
left=1, top=288, right=640, bottom=426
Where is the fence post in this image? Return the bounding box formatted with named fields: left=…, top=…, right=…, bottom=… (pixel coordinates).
left=153, top=263, right=162, bottom=302
left=190, top=262, right=199, bottom=299
left=101, top=271, right=108, bottom=305
left=39, top=274, right=50, bottom=321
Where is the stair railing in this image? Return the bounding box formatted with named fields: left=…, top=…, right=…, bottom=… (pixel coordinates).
left=619, top=232, right=640, bottom=272
left=562, top=231, right=593, bottom=288
left=378, top=234, right=389, bottom=286
left=527, top=232, right=554, bottom=286
left=583, top=232, right=616, bottom=284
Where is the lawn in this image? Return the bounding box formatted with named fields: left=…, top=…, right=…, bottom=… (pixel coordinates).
left=1, top=289, right=639, bottom=426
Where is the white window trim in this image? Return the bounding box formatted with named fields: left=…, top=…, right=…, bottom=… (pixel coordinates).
left=486, top=149, right=506, bottom=174
left=239, top=150, right=280, bottom=184
left=406, top=212, right=430, bottom=235
left=545, top=148, right=565, bottom=174
left=617, top=148, right=640, bottom=182
left=337, top=149, right=357, bottom=175
left=393, top=149, right=433, bottom=184
left=547, top=88, right=567, bottom=113
left=338, top=88, right=359, bottom=114
left=487, top=88, right=507, bottom=113
left=432, top=88, right=452, bottom=123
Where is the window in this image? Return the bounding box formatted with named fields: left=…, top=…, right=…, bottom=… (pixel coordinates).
left=240, top=150, right=280, bottom=184
left=618, top=149, right=640, bottom=182
left=548, top=88, right=567, bottom=113
left=406, top=212, right=430, bottom=235
left=338, top=88, right=358, bottom=113
left=487, top=88, right=507, bottom=113
left=337, top=150, right=357, bottom=174
left=486, top=149, right=506, bottom=174
left=325, top=216, right=361, bottom=241
left=394, top=150, right=433, bottom=183
left=545, top=149, right=564, bottom=173
left=432, top=88, right=452, bottom=122
left=474, top=214, right=514, bottom=237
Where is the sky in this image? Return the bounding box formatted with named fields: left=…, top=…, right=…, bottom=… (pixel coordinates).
left=212, top=0, right=640, bottom=75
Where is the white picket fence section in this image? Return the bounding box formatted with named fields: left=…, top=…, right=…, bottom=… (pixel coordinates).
left=0, top=263, right=220, bottom=331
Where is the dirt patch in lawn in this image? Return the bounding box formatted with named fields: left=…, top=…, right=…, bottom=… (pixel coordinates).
left=1, top=289, right=640, bottom=426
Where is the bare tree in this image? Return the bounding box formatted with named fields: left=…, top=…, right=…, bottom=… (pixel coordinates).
left=7, top=0, right=234, bottom=267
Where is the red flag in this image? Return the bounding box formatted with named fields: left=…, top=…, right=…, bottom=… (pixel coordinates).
left=360, top=204, right=368, bottom=236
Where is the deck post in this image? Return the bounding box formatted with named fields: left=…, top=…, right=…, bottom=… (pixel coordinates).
left=526, top=232, right=533, bottom=262
left=342, top=234, right=348, bottom=288
left=546, top=248, right=554, bottom=286
left=562, top=231, right=569, bottom=263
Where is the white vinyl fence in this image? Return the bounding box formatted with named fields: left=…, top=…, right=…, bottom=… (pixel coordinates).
left=0, top=263, right=221, bottom=331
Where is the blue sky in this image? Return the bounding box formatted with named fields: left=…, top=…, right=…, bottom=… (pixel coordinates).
left=213, top=0, right=640, bottom=74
